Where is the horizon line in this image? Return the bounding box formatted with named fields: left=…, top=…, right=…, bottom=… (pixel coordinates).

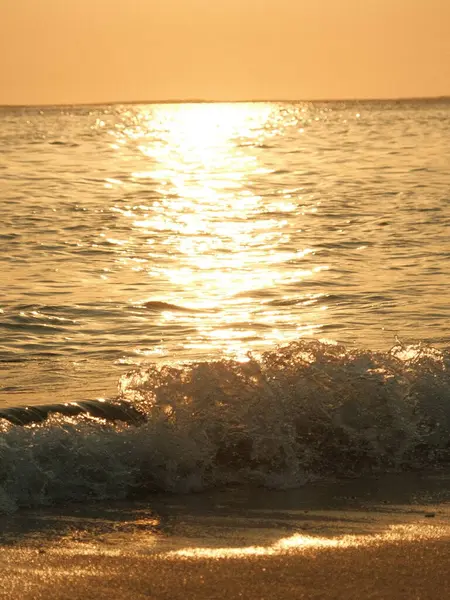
left=0, top=94, right=449, bottom=109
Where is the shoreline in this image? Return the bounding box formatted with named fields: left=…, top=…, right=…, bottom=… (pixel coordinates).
left=1, top=473, right=450, bottom=599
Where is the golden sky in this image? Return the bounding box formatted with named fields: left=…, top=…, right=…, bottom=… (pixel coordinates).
left=1, top=0, right=449, bottom=105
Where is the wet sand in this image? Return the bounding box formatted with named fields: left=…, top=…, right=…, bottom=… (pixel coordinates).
left=1, top=473, right=450, bottom=599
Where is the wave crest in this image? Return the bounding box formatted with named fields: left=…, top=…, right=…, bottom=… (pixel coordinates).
left=119, top=340, right=450, bottom=474
left=0, top=340, right=449, bottom=513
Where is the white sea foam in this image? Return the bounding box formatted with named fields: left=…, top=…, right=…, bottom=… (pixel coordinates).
left=0, top=340, right=449, bottom=514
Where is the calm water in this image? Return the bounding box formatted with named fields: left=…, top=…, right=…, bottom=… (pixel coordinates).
left=1, top=100, right=450, bottom=512
left=1, top=100, right=449, bottom=404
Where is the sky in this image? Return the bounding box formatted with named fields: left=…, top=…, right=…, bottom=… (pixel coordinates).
left=1, top=0, right=449, bottom=105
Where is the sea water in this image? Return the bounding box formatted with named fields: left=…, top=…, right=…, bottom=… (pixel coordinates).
left=0, top=100, right=449, bottom=512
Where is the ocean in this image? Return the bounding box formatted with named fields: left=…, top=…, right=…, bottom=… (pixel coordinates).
left=0, top=99, right=449, bottom=514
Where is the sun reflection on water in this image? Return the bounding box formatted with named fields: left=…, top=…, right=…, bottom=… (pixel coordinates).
left=108, top=103, right=328, bottom=360
left=165, top=524, right=448, bottom=560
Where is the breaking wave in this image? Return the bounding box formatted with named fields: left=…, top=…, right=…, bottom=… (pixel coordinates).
left=1, top=339, right=449, bottom=513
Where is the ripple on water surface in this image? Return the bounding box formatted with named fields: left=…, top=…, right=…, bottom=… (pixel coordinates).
left=0, top=100, right=449, bottom=402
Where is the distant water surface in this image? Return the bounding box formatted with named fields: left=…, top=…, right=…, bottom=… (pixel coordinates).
left=1, top=100, right=449, bottom=404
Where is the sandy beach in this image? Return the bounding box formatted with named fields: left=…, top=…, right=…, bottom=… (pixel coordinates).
left=1, top=473, right=449, bottom=600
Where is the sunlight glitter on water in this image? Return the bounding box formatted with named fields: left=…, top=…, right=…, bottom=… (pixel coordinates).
left=166, top=524, right=450, bottom=559
left=1, top=99, right=449, bottom=402
left=108, top=103, right=328, bottom=358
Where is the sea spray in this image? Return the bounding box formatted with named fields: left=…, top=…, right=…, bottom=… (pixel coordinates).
left=0, top=340, right=449, bottom=513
